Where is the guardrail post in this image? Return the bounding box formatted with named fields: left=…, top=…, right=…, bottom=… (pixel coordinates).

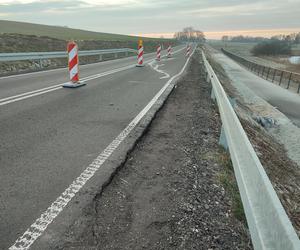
left=208, top=74, right=217, bottom=101
left=250, top=63, right=254, bottom=71
left=114, top=53, right=118, bottom=59
left=39, top=59, right=43, bottom=68
left=287, top=72, right=292, bottom=89
left=219, top=125, right=228, bottom=149
left=297, top=83, right=300, bottom=93
left=125, top=51, right=128, bottom=57
left=279, top=71, right=284, bottom=85
left=266, top=67, right=271, bottom=80
left=272, top=69, right=277, bottom=82
left=261, top=66, right=265, bottom=77
left=219, top=97, right=236, bottom=149
left=99, top=55, right=103, bottom=61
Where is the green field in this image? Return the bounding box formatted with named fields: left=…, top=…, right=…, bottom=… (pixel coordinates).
left=208, top=40, right=257, bottom=57
left=209, top=40, right=300, bottom=56
left=0, top=20, right=169, bottom=42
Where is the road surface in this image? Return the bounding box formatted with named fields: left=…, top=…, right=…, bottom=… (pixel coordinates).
left=211, top=49, right=300, bottom=127
left=0, top=45, right=190, bottom=249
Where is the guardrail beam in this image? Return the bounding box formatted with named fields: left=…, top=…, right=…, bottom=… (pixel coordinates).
left=202, top=50, right=300, bottom=250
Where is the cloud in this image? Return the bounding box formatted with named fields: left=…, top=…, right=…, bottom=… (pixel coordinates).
left=0, top=0, right=299, bottom=37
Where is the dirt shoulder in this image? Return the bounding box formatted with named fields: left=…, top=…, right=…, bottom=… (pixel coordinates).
left=54, top=51, right=252, bottom=249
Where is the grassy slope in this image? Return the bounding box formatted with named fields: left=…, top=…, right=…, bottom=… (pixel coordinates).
left=0, top=20, right=166, bottom=41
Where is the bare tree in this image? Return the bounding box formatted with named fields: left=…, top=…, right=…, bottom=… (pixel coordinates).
left=221, top=35, right=229, bottom=42
left=174, top=27, right=205, bottom=43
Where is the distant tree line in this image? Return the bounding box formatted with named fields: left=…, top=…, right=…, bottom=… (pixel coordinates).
left=251, top=40, right=291, bottom=56
left=221, top=35, right=268, bottom=43
left=222, top=32, right=300, bottom=44
left=222, top=32, right=300, bottom=56
left=270, top=33, right=300, bottom=44
left=174, top=27, right=206, bottom=43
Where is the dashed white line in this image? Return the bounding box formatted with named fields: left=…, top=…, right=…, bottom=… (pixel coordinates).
left=9, top=47, right=195, bottom=250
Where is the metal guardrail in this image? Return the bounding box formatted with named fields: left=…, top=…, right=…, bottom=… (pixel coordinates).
left=221, top=48, right=300, bottom=94
left=0, top=48, right=137, bottom=62
left=202, top=50, right=300, bottom=250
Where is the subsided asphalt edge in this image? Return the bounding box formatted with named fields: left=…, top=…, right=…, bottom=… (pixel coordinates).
left=29, top=51, right=194, bottom=250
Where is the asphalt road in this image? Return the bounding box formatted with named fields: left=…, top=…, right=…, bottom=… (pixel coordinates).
left=212, top=51, right=300, bottom=127
left=0, top=45, right=189, bottom=249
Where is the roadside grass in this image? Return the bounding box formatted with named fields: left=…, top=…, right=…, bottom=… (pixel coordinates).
left=216, top=149, right=247, bottom=225
left=200, top=147, right=247, bottom=225
left=208, top=40, right=256, bottom=57
left=0, top=20, right=172, bottom=42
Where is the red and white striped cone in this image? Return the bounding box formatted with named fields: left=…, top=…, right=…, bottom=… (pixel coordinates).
left=186, top=44, right=191, bottom=57
left=156, top=44, right=161, bottom=61
left=63, top=41, right=86, bottom=88
left=136, top=39, right=144, bottom=67
left=167, top=45, right=172, bottom=58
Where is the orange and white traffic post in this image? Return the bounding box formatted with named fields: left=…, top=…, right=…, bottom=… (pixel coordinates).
left=186, top=44, right=191, bottom=57
left=156, top=44, right=161, bottom=61
left=63, top=41, right=86, bottom=88
left=167, top=44, right=172, bottom=57
left=136, top=39, right=144, bottom=67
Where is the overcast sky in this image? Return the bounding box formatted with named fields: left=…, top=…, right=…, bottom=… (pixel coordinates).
left=0, top=0, right=299, bottom=39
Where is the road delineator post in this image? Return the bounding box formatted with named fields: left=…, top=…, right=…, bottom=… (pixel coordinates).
left=156, top=44, right=161, bottom=61
left=63, top=41, right=86, bottom=88
left=167, top=44, right=172, bottom=58
left=136, top=39, right=144, bottom=67
left=186, top=44, right=191, bottom=57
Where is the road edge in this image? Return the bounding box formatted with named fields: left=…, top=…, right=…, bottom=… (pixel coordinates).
left=26, top=48, right=195, bottom=250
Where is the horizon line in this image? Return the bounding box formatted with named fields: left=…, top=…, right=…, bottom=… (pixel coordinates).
left=133, top=28, right=300, bottom=40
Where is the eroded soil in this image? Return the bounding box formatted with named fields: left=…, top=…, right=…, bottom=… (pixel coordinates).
left=55, top=51, right=252, bottom=250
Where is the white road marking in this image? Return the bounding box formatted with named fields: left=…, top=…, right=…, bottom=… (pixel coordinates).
left=9, top=47, right=195, bottom=250
left=0, top=64, right=135, bottom=106
left=0, top=47, right=185, bottom=107
left=148, top=61, right=170, bottom=79
left=0, top=84, right=62, bottom=103
left=0, top=46, right=185, bottom=81
left=0, top=87, right=62, bottom=106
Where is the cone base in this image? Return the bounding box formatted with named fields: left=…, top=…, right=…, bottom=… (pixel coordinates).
left=136, top=64, right=144, bottom=67
left=62, top=81, right=86, bottom=88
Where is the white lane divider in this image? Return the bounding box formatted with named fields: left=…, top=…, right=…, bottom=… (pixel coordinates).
left=9, top=47, right=195, bottom=250
left=0, top=65, right=135, bottom=106
left=0, top=46, right=187, bottom=107
left=148, top=61, right=170, bottom=79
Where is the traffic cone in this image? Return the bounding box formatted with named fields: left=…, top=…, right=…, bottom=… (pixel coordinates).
left=186, top=44, right=191, bottom=57
left=167, top=44, right=172, bottom=57
left=136, top=39, right=144, bottom=67
left=63, top=41, right=86, bottom=88
left=156, top=44, right=161, bottom=61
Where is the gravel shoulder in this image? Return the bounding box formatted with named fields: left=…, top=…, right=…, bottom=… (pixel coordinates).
left=54, top=50, right=252, bottom=249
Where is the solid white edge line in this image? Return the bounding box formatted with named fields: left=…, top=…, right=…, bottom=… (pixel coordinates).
left=0, top=47, right=186, bottom=106
left=9, top=46, right=195, bottom=250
